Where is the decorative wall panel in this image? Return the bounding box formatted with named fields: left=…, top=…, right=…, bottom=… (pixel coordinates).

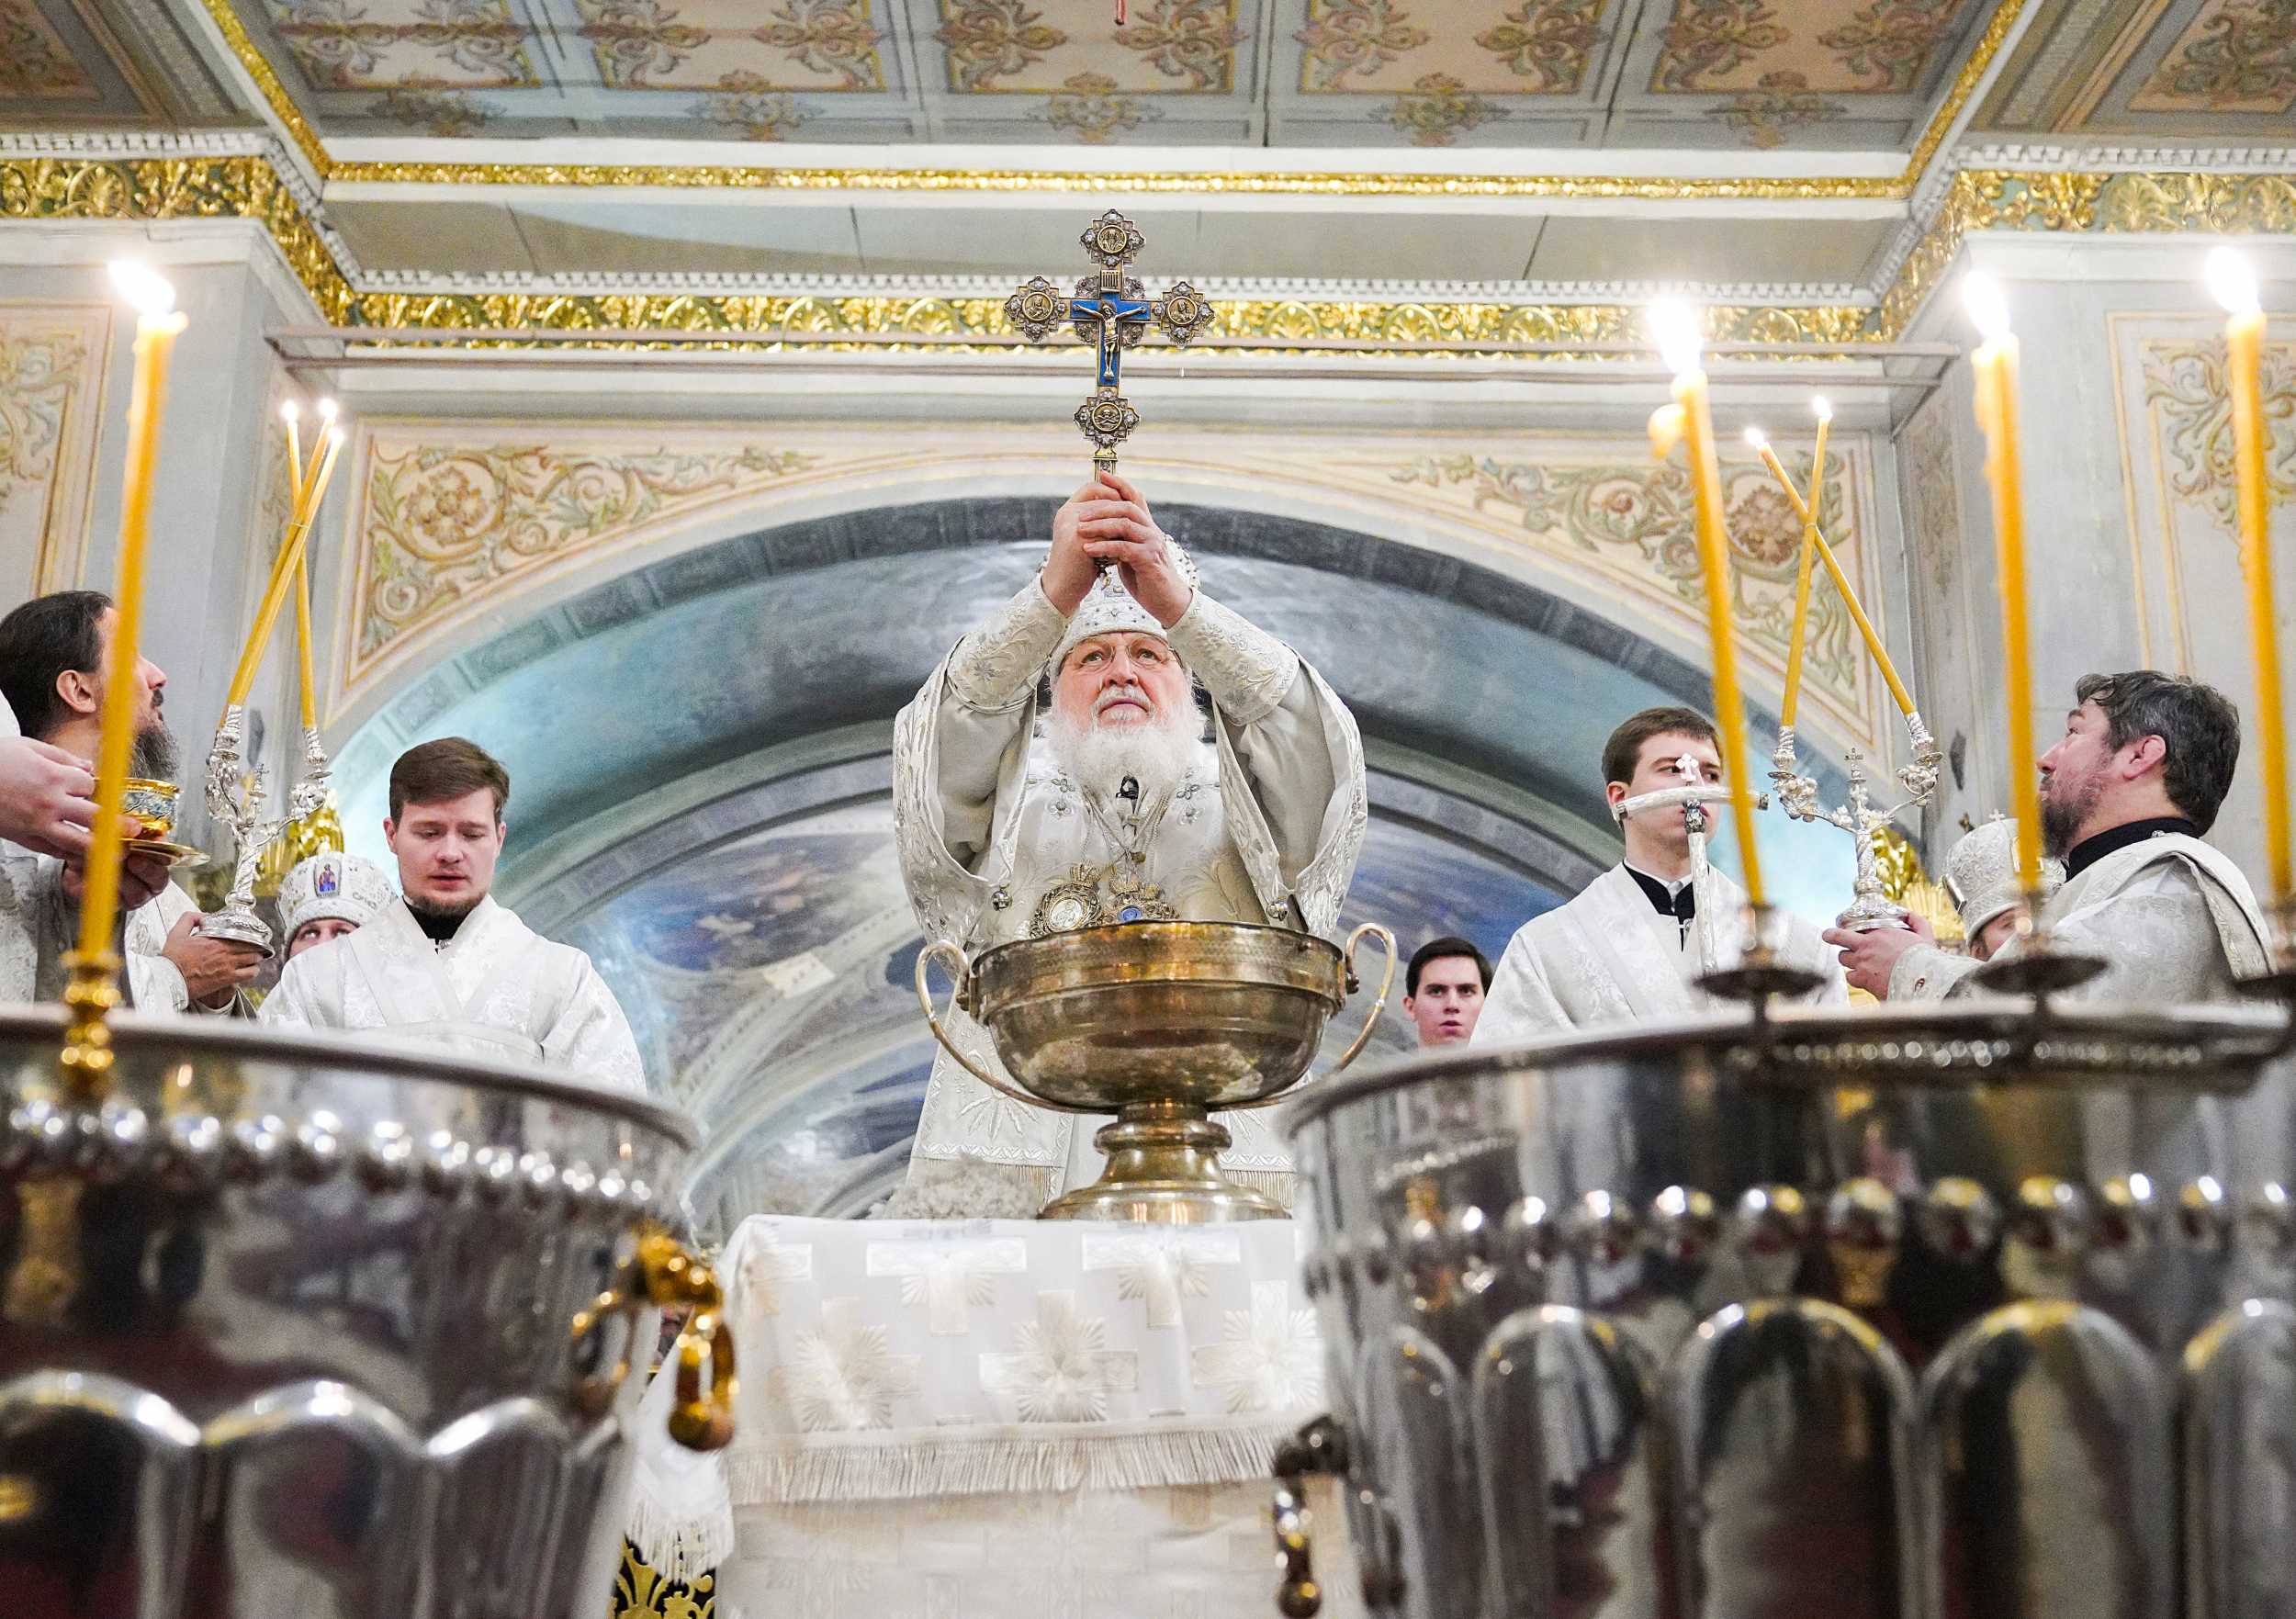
left=2110, top=310, right=2296, bottom=680
left=340, top=420, right=1888, bottom=748
left=0, top=299, right=109, bottom=599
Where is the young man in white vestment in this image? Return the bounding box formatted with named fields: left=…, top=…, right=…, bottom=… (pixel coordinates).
left=262, top=737, right=645, bottom=1092
left=1476, top=705, right=1844, bottom=1047
left=1939, top=817, right=2065, bottom=962
left=887, top=472, right=1367, bottom=1216
left=0, top=592, right=263, bottom=1011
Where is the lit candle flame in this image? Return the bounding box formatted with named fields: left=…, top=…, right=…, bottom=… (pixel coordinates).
left=107, top=262, right=176, bottom=319
left=2206, top=246, right=2261, bottom=318
left=1742, top=425, right=1769, bottom=450
left=281, top=399, right=299, bottom=424
left=318, top=398, right=340, bottom=423
left=1648, top=298, right=1704, bottom=377
left=1963, top=272, right=2011, bottom=343
left=1811, top=395, right=1833, bottom=423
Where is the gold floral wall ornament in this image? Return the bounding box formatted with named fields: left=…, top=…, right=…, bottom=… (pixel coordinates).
left=1296, top=0, right=1431, bottom=90
left=1818, top=0, right=1973, bottom=94
left=1040, top=72, right=1160, bottom=142
left=1377, top=74, right=1508, bottom=146
left=269, top=0, right=538, bottom=91
left=755, top=0, right=889, bottom=92
left=374, top=81, right=496, bottom=136
left=1387, top=444, right=1868, bottom=717
left=353, top=439, right=821, bottom=671
left=697, top=74, right=813, bottom=141
left=0, top=307, right=107, bottom=596
left=0, top=0, right=98, bottom=99
left=2142, top=335, right=2296, bottom=537
left=1114, top=0, right=1245, bottom=91
left=1653, top=0, right=1790, bottom=93
left=936, top=0, right=1067, bottom=91
left=1475, top=0, right=1607, bottom=93
left=1709, top=70, right=1845, bottom=147
left=578, top=0, right=709, bottom=85
left=2134, top=0, right=2296, bottom=112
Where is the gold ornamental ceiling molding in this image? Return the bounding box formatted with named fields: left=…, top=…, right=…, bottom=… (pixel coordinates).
left=5, top=152, right=2293, bottom=353
left=187, top=0, right=2029, bottom=204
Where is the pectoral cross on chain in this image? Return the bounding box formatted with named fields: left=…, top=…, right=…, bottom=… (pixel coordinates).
left=1006, top=209, right=1216, bottom=474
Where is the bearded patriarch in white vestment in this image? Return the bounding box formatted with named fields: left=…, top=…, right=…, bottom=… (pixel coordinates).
left=894, top=549, right=1367, bottom=1210
left=262, top=893, right=646, bottom=1093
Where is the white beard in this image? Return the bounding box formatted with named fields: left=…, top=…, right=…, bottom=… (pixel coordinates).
left=1045, top=688, right=1208, bottom=807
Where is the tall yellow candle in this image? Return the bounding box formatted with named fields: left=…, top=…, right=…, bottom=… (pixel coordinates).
left=1649, top=299, right=1766, bottom=909
left=2208, top=248, right=2288, bottom=904
left=225, top=423, right=341, bottom=709
left=294, top=554, right=318, bottom=730
left=78, top=264, right=186, bottom=958
left=1964, top=273, right=2043, bottom=897
left=1748, top=430, right=1918, bottom=719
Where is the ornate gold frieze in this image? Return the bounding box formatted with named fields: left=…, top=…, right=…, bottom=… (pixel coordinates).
left=191, top=0, right=332, bottom=175
left=5, top=149, right=2295, bottom=355
left=0, top=154, right=355, bottom=323
left=343, top=287, right=1877, bottom=348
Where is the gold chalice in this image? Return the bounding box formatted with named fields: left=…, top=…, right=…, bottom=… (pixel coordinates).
left=118, top=778, right=205, bottom=869
left=917, top=919, right=1396, bottom=1222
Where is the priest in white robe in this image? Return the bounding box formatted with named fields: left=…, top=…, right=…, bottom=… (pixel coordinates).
left=1835, top=673, right=2268, bottom=1005
left=263, top=737, right=644, bottom=1092
left=891, top=472, right=1367, bottom=1214
left=0, top=591, right=259, bottom=1012
left=1477, top=705, right=1843, bottom=1047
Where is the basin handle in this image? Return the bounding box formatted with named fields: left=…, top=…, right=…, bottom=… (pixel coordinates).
left=569, top=1227, right=739, bottom=1452
left=1327, top=922, right=1399, bottom=1074
left=914, top=939, right=1066, bottom=1114
left=1271, top=1415, right=1349, bottom=1618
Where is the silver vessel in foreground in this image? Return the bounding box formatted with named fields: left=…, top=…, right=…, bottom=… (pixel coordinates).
left=1278, top=998, right=2296, bottom=1619
left=0, top=1006, right=728, bottom=1619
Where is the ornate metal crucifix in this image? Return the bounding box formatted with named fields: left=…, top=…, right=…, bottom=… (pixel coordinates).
left=1006, top=209, right=1216, bottom=474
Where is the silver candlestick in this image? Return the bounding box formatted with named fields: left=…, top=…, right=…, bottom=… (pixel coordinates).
left=200, top=703, right=287, bottom=957
left=1771, top=711, right=1944, bottom=932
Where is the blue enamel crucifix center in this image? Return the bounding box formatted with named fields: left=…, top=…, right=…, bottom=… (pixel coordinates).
left=1005, top=210, right=1216, bottom=469
left=1075, top=278, right=1152, bottom=389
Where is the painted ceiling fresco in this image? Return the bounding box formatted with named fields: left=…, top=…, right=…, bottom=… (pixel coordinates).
left=82, top=0, right=2009, bottom=150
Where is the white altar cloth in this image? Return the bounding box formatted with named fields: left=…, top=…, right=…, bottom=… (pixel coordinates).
left=626, top=1214, right=1358, bottom=1619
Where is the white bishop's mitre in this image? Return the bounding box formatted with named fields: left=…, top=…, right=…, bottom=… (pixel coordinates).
left=1941, top=816, right=2065, bottom=938
left=278, top=849, right=396, bottom=940
left=1048, top=540, right=1200, bottom=671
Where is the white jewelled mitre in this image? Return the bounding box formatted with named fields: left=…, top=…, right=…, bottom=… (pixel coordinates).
left=278, top=850, right=395, bottom=941
left=1941, top=816, right=2064, bottom=938
left=1049, top=540, right=1200, bottom=671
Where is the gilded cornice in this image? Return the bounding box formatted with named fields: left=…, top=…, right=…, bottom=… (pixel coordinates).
left=0, top=154, right=355, bottom=322
left=186, top=0, right=329, bottom=179
left=4, top=152, right=2292, bottom=354
left=339, top=288, right=1878, bottom=350
left=324, top=162, right=1909, bottom=203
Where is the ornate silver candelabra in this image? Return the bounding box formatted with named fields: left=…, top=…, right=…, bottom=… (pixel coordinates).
left=1771, top=712, right=1943, bottom=930
left=200, top=703, right=330, bottom=956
